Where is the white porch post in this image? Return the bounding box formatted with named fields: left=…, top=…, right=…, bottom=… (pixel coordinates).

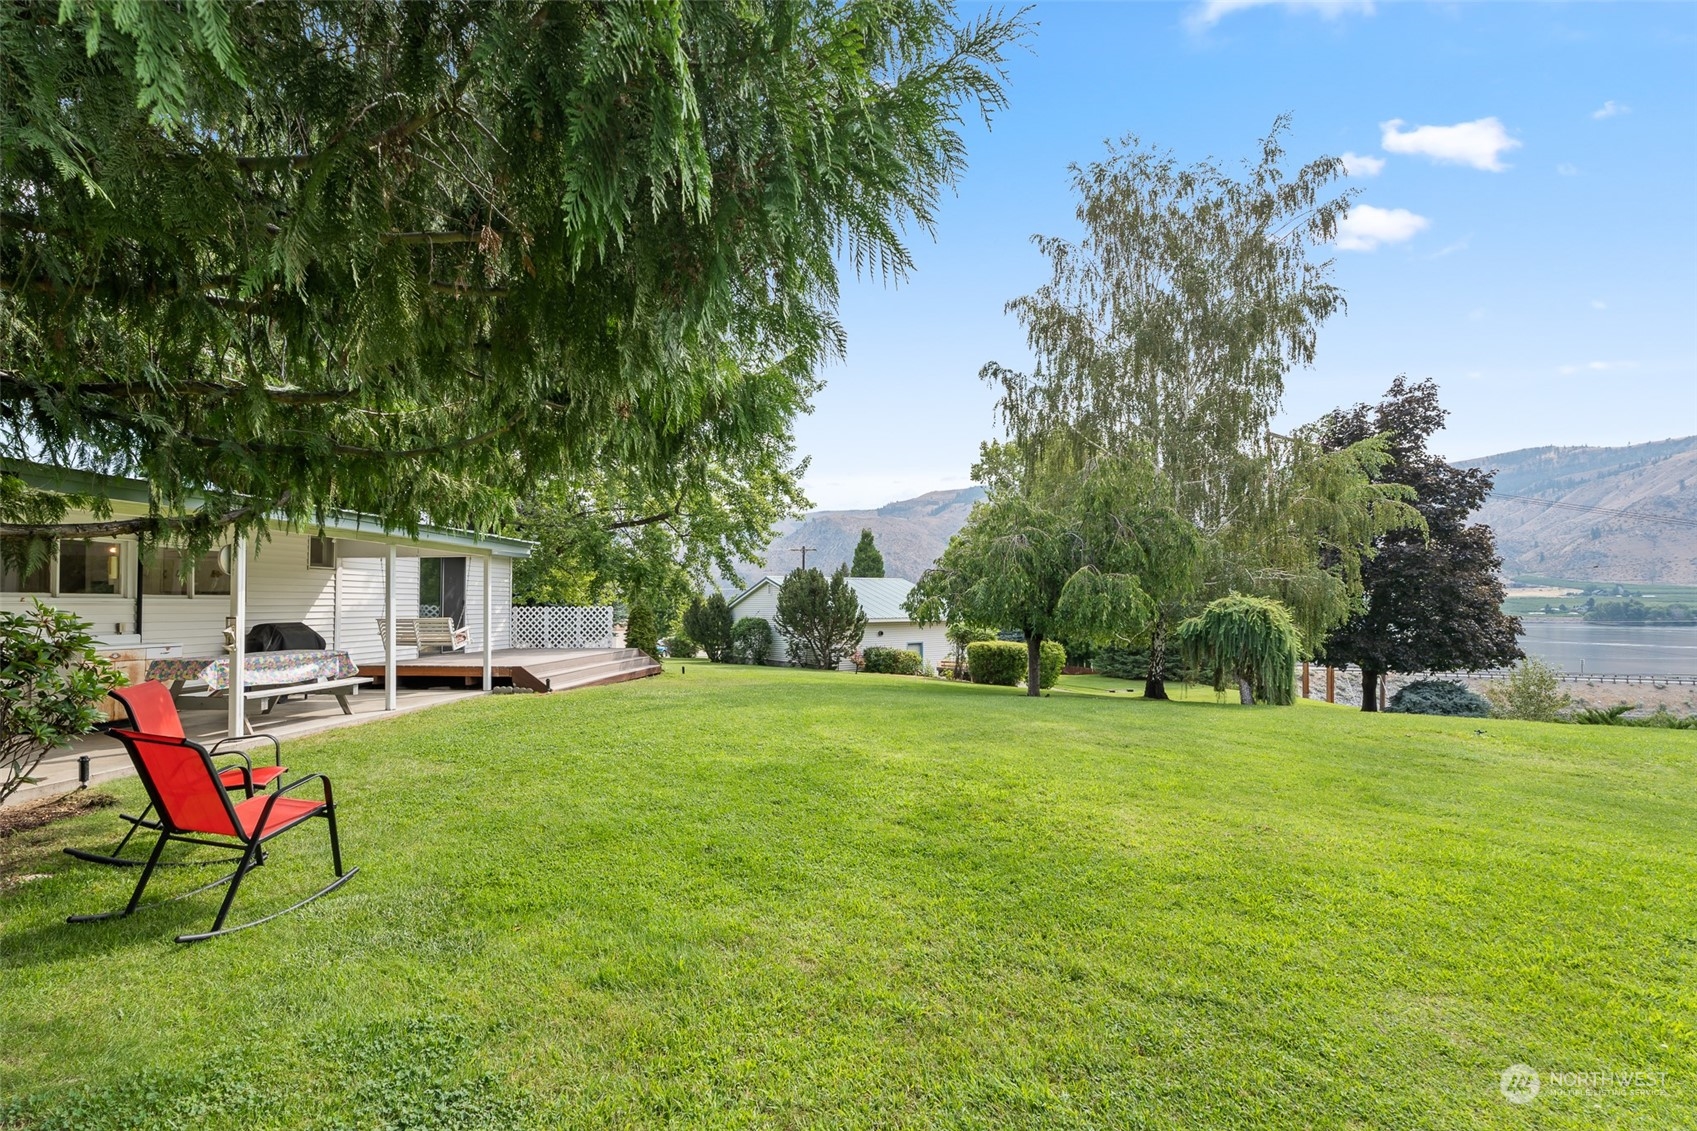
left=384, top=545, right=398, bottom=711
left=481, top=553, right=494, bottom=691
left=226, top=535, right=248, bottom=738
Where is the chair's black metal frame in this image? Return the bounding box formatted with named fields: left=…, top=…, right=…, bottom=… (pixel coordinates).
left=63, top=723, right=282, bottom=869
left=67, top=732, right=356, bottom=943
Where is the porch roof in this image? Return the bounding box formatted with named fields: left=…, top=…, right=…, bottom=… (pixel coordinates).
left=12, top=461, right=534, bottom=558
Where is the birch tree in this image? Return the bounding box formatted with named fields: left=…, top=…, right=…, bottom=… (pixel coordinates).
left=982, top=120, right=1392, bottom=697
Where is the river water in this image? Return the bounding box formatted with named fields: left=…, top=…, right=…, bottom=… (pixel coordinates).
left=1518, top=620, right=1697, bottom=675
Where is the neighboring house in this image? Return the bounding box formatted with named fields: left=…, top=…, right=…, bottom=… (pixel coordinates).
left=2, top=462, right=532, bottom=670
left=726, top=575, right=949, bottom=671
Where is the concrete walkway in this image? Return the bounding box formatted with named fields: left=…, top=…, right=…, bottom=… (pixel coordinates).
left=8, top=686, right=484, bottom=808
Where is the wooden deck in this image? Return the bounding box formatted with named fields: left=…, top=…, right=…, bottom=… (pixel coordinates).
left=357, top=647, right=660, bottom=693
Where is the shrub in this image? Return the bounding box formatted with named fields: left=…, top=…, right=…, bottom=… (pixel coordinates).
left=1, top=601, right=123, bottom=805
left=1387, top=679, right=1491, bottom=718
left=1576, top=704, right=1697, bottom=729
left=863, top=647, right=924, bottom=676
left=1096, top=645, right=1149, bottom=681
left=662, top=635, right=697, bottom=660
left=1037, top=640, right=1066, bottom=689
left=682, top=593, right=735, bottom=662
left=966, top=640, right=1025, bottom=686
left=1483, top=657, right=1570, bottom=722
left=624, top=599, right=659, bottom=659
left=730, top=617, right=775, bottom=666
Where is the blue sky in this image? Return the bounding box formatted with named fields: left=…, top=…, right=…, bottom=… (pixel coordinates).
left=795, top=0, right=1697, bottom=510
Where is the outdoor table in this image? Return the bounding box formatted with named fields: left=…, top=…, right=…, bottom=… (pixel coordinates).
left=146, top=649, right=360, bottom=693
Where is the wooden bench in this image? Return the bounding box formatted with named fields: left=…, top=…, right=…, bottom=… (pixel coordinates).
left=245, top=676, right=373, bottom=718
left=376, top=617, right=471, bottom=654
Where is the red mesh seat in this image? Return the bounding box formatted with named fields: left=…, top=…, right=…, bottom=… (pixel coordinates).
left=234, top=794, right=323, bottom=838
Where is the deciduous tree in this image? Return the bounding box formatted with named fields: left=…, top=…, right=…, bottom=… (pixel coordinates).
left=1175, top=594, right=1301, bottom=706
left=980, top=120, right=1362, bottom=696
left=1319, top=378, right=1522, bottom=710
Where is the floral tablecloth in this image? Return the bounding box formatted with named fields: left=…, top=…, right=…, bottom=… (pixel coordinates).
left=146, top=650, right=358, bottom=692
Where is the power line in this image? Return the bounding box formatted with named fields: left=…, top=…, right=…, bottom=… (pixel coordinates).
left=1487, top=491, right=1697, bottom=531
left=791, top=545, right=818, bottom=569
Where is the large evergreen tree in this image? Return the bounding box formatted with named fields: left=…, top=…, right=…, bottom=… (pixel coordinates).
left=850, top=529, right=886, bottom=577
left=0, top=1, right=1025, bottom=557
left=774, top=565, right=866, bottom=670
left=1319, top=378, right=1523, bottom=710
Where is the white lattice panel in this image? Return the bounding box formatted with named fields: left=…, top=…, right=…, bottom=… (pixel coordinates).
left=511, top=605, right=615, bottom=649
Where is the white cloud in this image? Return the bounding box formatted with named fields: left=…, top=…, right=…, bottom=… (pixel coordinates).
left=1340, top=151, right=1385, bottom=177
left=1556, top=162, right=1579, bottom=176
left=1189, top=0, right=1373, bottom=30
left=1335, top=204, right=1429, bottom=251
left=1425, top=237, right=1471, bottom=260
left=1380, top=117, right=1521, bottom=171
left=1590, top=299, right=1608, bottom=310
left=1557, top=360, right=1637, bottom=375
left=1591, top=100, right=1629, bottom=120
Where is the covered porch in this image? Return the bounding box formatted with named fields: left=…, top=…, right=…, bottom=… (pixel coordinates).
left=14, top=684, right=485, bottom=807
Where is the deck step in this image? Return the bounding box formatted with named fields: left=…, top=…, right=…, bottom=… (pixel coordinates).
left=511, top=650, right=660, bottom=693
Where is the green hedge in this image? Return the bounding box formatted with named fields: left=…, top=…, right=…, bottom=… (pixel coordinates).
left=966, top=641, right=1024, bottom=686
left=862, top=647, right=924, bottom=675
left=965, top=640, right=1066, bottom=688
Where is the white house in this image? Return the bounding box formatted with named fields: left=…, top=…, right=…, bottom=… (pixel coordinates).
left=3, top=462, right=534, bottom=732
left=726, top=575, right=950, bottom=671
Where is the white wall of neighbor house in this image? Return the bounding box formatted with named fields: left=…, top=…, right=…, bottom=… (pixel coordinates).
left=3, top=525, right=516, bottom=664
left=855, top=621, right=951, bottom=674
left=728, top=582, right=950, bottom=672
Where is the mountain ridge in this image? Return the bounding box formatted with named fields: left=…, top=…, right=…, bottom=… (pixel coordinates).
left=741, top=436, right=1697, bottom=589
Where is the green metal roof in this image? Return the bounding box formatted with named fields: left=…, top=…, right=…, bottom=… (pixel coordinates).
left=9, top=461, right=535, bottom=558
left=729, top=575, right=917, bottom=621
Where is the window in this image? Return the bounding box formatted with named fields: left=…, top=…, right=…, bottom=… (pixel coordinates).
left=1, top=537, right=50, bottom=593
left=907, top=642, right=924, bottom=659
left=59, top=538, right=124, bottom=595
left=193, top=548, right=232, bottom=595
left=309, top=536, right=336, bottom=569
left=141, top=547, right=192, bottom=595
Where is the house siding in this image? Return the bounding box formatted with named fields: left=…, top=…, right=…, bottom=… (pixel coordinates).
left=6, top=527, right=519, bottom=665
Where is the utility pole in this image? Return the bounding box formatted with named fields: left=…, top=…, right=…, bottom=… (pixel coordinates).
left=791, top=545, right=818, bottom=570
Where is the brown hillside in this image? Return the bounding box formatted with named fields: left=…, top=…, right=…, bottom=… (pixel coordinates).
left=1460, top=436, right=1697, bottom=584
left=740, top=486, right=985, bottom=585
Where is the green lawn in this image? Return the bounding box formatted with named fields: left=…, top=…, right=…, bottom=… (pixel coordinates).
left=3, top=665, right=1694, bottom=1129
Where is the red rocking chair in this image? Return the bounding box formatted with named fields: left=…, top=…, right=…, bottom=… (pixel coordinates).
left=66, top=681, right=288, bottom=868
left=67, top=726, right=356, bottom=943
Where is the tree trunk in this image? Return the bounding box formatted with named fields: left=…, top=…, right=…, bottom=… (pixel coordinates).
left=1361, top=666, right=1381, bottom=711
left=1238, top=675, right=1254, bottom=706
left=1026, top=633, right=1043, bottom=697
left=1144, top=618, right=1170, bottom=700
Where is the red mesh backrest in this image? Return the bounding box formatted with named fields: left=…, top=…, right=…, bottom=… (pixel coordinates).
left=113, top=730, right=237, bottom=837
left=109, top=681, right=185, bottom=739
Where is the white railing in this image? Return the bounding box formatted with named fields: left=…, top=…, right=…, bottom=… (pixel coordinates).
left=510, top=605, right=616, bottom=649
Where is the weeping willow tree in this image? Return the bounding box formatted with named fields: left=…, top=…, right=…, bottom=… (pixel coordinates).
left=982, top=120, right=1421, bottom=697
left=1176, top=593, right=1301, bottom=706
left=1, top=0, right=1027, bottom=566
